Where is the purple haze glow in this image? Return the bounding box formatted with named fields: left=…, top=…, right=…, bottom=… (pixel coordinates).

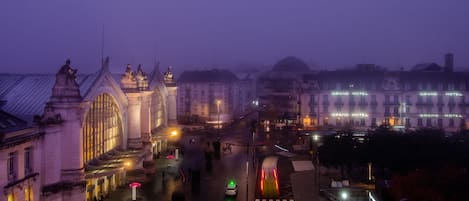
left=1, top=0, right=469, bottom=74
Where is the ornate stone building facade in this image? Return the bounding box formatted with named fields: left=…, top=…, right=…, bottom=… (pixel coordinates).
left=0, top=58, right=176, bottom=201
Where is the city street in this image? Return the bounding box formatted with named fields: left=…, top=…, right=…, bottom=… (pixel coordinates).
left=106, top=113, right=305, bottom=201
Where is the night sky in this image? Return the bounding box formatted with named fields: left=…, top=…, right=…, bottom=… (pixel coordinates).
left=1, top=0, right=469, bottom=74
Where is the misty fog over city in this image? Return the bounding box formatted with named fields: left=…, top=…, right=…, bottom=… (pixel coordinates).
left=1, top=1, right=469, bottom=75
left=2, top=1, right=469, bottom=201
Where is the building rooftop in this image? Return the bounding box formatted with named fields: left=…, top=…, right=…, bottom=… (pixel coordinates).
left=0, top=73, right=99, bottom=124
left=272, top=56, right=309, bottom=72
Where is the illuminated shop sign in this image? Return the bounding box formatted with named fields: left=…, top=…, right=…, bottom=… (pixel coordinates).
left=331, top=112, right=368, bottom=117
left=331, top=91, right=349, bottom=96
left=419, top=92, right=438, bottom=96
left=419, top=114, right=439, bottom=118
left=444, top=114, right=463, bottom=118
left=351, top=92, right=368, bottom=96
left=445, top=92, right=463, bottom=96
left=331, top=91, right=368, bottom=96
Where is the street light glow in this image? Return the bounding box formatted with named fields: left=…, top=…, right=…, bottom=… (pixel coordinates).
left=170, top=130, right=178, bottom=136
left=124, top=161, right=131, bottom=168
left=313, top=134, right=320, bottom=142
left=341, top=190, right=348, bottom=200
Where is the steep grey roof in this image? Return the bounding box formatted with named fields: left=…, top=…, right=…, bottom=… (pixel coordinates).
left=178, top=69, right=239, bottom=83
left=0, top=73, right=99, bottom=124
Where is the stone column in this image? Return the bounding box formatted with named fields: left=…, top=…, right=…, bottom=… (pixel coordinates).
left=141, top=93, right=153, bottom=162
left=57, top=102, right=84, bottom=182
left=166, top=86, right=178, bottom=125
left=127, top=93, right=143, bottom=149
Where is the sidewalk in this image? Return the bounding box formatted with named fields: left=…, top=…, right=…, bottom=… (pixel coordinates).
left=106, top=155, right=185, bottom=201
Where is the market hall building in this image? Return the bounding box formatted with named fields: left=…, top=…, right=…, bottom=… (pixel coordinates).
left=0, top=58, right=177, bottom=201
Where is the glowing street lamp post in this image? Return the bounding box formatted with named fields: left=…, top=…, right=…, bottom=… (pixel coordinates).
left=312, top=134, right=321, bottom=193
left=170, top=130, right=179, bottom=160
left=216, top=100, right=221, bottom=135
left=129, top=182, right=141, bottom=201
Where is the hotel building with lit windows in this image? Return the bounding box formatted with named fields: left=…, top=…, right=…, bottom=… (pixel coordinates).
left=0, top=58, right=176, bottom=201
left=258, top=54, right=468, bottom=133
left=299, top=54, right=469, bottom=132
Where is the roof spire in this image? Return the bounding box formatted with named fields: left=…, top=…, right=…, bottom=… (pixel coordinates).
left=101, top=56, right=110, bottom=72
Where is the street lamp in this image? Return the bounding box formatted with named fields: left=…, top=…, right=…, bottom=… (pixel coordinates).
left=170, top=130, right=178, bottom=137
left=216, top=100, right=222, bottom=135
left=340, top=190, right=349, bottom=200
left=313, top=134, right=320, bottom=142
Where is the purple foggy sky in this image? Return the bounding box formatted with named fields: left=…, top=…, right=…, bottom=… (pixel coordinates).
left=1, top=0, right=469, bottom=75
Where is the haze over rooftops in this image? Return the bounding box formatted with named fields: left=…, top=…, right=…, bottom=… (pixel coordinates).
left=178, top=69, right=239, bottom=83
left=272, top=56, right=309, bottom=72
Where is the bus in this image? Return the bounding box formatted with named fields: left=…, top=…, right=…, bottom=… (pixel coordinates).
left=260, top=156, right=280, bottom=198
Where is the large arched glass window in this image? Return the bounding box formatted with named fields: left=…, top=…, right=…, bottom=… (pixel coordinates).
left=151, top=89, right=164, bottom=129
left=83, top=93, right=123, bottom=164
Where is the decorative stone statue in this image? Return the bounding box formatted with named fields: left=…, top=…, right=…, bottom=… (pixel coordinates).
left=164, top=66, right=174, bottom=83
left=135, top=64, right=149, bottom=90
left=121, top=64, right=138, bottom=89
left=50, top=59, right=81, bottom=102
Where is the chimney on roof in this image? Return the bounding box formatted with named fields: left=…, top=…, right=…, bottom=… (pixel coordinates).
left=444, top=53, right=454, bottom=72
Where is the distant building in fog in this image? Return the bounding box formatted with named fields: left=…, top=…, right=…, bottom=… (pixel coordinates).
left=258, top=54, right=468, bottom=133
left=257, top=56, right=310, bottom=126
left=299, top=53, right=468, bottom=132
left=177, top=69, right=255, bottom=124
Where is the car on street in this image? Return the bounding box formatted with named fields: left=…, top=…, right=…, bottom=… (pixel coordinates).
left=225, top=180, right=238, bottom=196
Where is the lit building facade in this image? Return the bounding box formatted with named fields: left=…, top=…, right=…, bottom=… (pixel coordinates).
left=300, top=54, right=469, bottom=132
left=0, top=59, right=175, bottom=201
left=177, top=69, right=254, bottom=124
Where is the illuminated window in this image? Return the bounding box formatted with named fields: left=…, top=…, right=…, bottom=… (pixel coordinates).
left=82, top=93, right=123, bottom=164
left=7, top=192, right=16, bottom=201
left=323, top=117, right=329, bottom=126
left=152, top=89, right=164, bottom=128
left=25, top=185, right=33, bottom=201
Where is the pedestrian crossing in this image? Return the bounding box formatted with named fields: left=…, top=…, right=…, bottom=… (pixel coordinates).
left=254, top=199, right=294, bottom=201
